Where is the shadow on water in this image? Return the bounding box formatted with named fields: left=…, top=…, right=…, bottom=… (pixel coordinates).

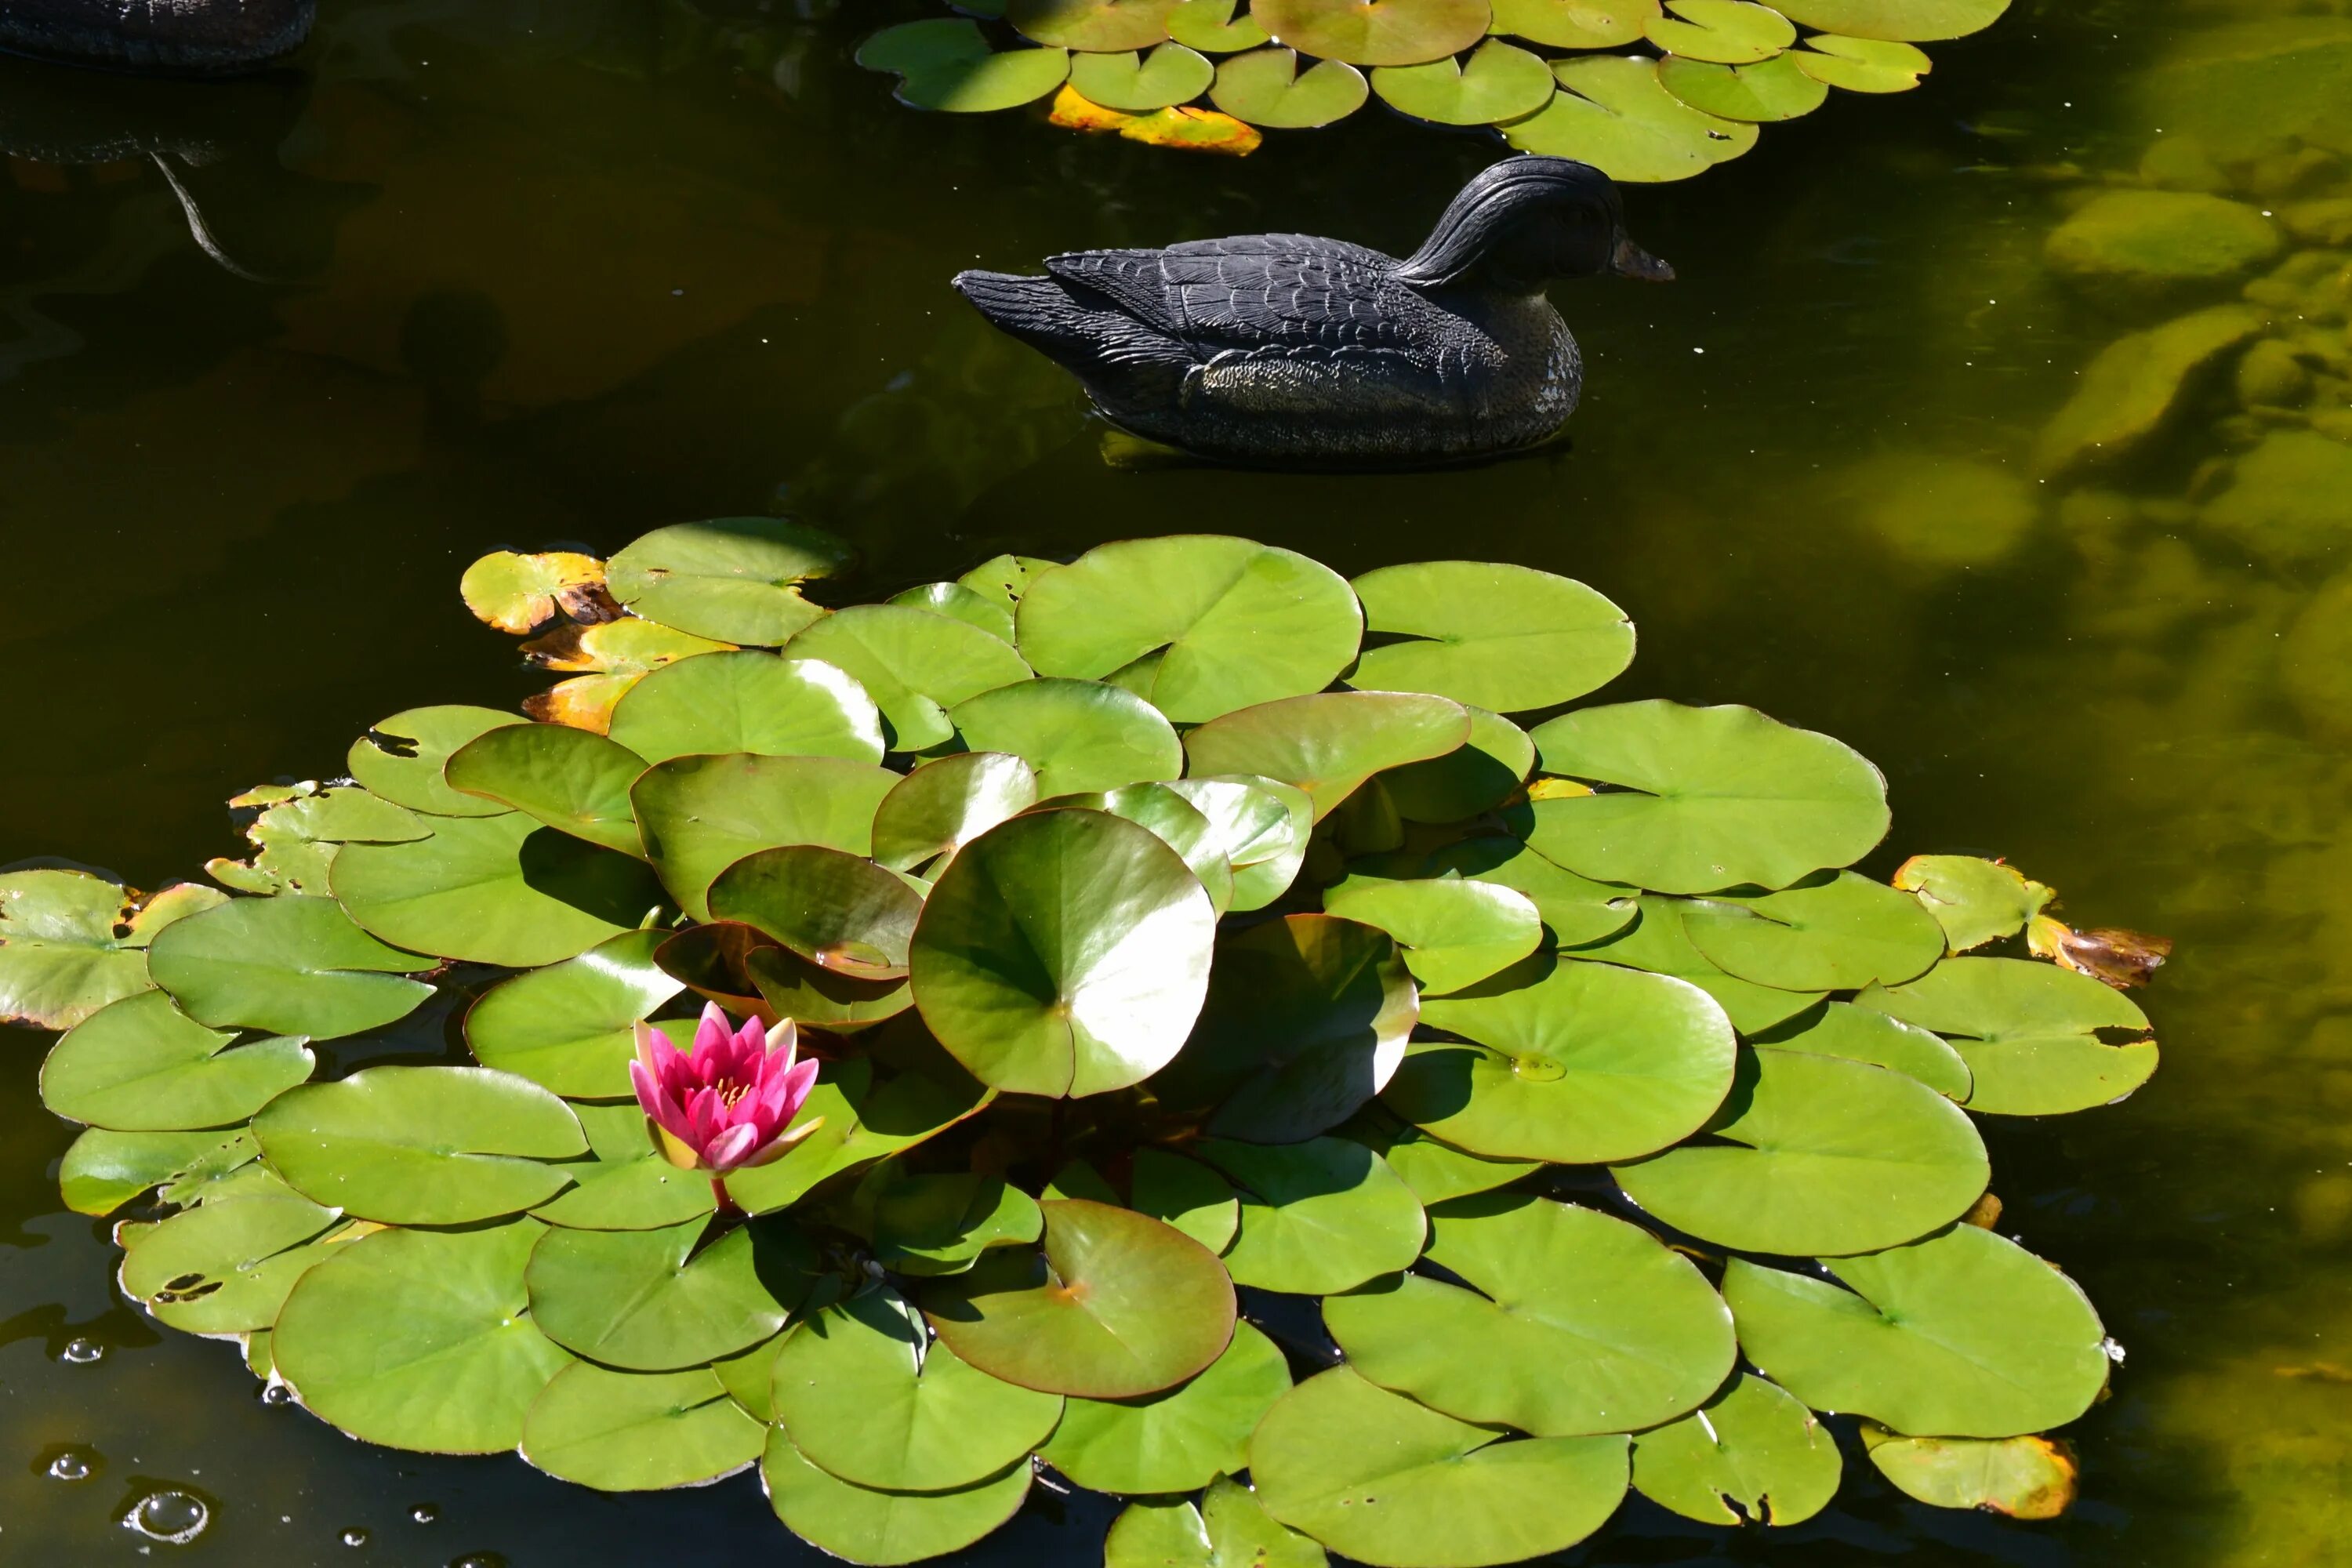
left=2, top=0, right=2348, bottom=1561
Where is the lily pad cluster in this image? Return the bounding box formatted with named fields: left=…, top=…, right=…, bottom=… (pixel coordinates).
left=13, top=521, right=2160, bottom=1563
left=855, top=0, right=2010, bottom=176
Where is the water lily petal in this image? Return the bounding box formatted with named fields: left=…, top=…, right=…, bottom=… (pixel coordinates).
left=703, top=1121, right=763, bottom=1174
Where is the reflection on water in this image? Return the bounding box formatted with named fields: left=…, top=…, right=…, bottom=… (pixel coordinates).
left=2, top=0, right=2349, bottom=1562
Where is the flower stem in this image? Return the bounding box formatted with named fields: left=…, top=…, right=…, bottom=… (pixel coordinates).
left=712, top=1177, right=743, bottom=1219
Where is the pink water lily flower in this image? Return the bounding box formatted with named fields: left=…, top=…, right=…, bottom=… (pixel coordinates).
left=631, top=1003, right=823, bottom=1177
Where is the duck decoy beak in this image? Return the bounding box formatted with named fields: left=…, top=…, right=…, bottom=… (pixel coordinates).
left=1611, top=236, right=1675, bottom=281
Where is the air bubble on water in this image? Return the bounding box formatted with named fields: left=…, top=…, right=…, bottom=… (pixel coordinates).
left=342, top=1526, right=370, bottom=1547
left=122, top=1489, right=210, bottom=1544
left=448, top=1555, right=506, bottom=1568
left=261, top=1384, right=294, bottom=1406
left=45, top=1448, right=98, bottom=1483
left=61, top=1338, right=103, bottom=1364
left=2102, top=1336, right=2127, bottom=1364
left=411, top=1502, right=441, bottom=1523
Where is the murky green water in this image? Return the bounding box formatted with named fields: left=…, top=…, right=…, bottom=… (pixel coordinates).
left=4, top=0, right=2349, bottom=1561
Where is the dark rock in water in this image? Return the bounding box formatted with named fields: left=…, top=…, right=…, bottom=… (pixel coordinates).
left=952, top=154, right=1671, bottom=467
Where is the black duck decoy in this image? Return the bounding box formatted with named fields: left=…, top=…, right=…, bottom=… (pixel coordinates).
left=952, top=154, right=1671, bottom=467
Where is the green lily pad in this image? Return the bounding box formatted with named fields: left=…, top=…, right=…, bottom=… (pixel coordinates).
left=909, top=808, right=1215, bottom=1098
left=1044, top=1320, right=1290, bottom=1494
left=1071, top=42, right=1218, bottom=108
left=253, top=1065, right=587, bottom=1224
left=860, top=20, right=1072, bottom=112
left=1612, top=1047, right=1989, bottom=1256
left=532, top=1101, right=720, bottom=1232
left=1379, top=709, right=1534, bottom=825
left=1166, top=775, right=1315, bottom=912
left=1632, top=1374, right=1842, bottom=1526
left=1523, top=700, right=1889, bottom=893
left=873, top=753, right=1040, bottom=875
left=275, top=1220, right=575, bottom=1454
left=1336, top=1111, right=1541, bottom=1205
left=332, top=813, right=666, bottom=967
left=1388, top=954, right=1736, bottom=1163
left=1324, top=879, right=1542, bottom=996
left=1722, top=1223, right=2109, bottom=1438
left=890, top=582, right=1018, bottom=644
left=785, top=605, right=1034, bottom=752
left=1771, top=0, right=2006, bottom=41
left=206, top=787, right=425, bottom=898
left=1185, top=692, right=1470, bottom=821
left=1892, top=855, right=2049, bottom=953
left=146, top=894, right=435, bottom=1040
left=464, top=929, right=684, bottom=1098
left=1208, top=47, right=1370, bottom=128
left=1371, top=40, right=1555, bottom=125
left=956, top=553, right=1061, bottom=616
left=1860, top=1425, right=2078, bottom=1519
left=1417, top=836, right=1637, bottom=948
left=59, top=1127, right=257, bottom=1216
left=1250, top=0, right=1490, bottom=64
left=762, top=1432, right=1031, bottom=1566
left=444, top=724, right=649, bottom=856
left=949, top=679, right=1184, bottom=797
left=522, top=1363, right=765, bottom=1491
left=1568, top=896, right=1824, bottom=1033
left=713, top=1331, right=788, bottom=1421
left=770, top=1287, right=1062, bottom=1491
left=631, top=753, right=899, bottom=920
left=1152, top=914, right=1417, bottom=1143
left=608, top=652, right=885, bottom=766
left=924, top=1199, right=1235, bottom=1399
left=1657, top=50, right=1829, bottom=119
left=851, top=1167, right=1046, bottom=1276
left=606, top=517, right=851, bottom=644
left=347, top=706, right=524, bottom=818
left=1168, top=0, right=1270, bottom=51
left=1250, top=1367, right=1630, bottom=1566
left=1009, top=0, right=1182, bottom=49
left=1130, top=1148, right=1242, bottom=1251
left=1644, top=0, right=1795, bottom=63
left=1015, top=538, right=1361, bottom=724
left=1105, top=1478, right=1329, bottom=1568
left=749, top=945, right=914, bottom=1033
left=528, top=1216, right=809, bottom=1370
left=1681, top=871, right=1946, bottom=991
left=1751, top=1000, right=1970, bottom=1100
left=42, top=990, right=311, bottom=1131
left=710, top=845, right=924, bottom=980
left=0, top=869, right=165, bottom=1029
left=1859, top=956, right=2158, bottom=1115
left=1791, top=33, right=1931, bottom=89
left=1044, top=783, right=1235, bottom=916
left=120, top=1190, right=342, bottom=1334
left=1505, top=55, right=1759, bottom=182
left=724, top=1057, right=992, bottom=1216
left=1489, top=0, right=1660, bottom=48
left=1197, top=1136, right=1426, bottom=1294
left=1328, top=1192, right=1732, bottom=1438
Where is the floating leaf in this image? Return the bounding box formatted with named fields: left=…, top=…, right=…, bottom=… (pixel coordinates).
left=464, top=930, right=685, bottom=1098
left=950, top=679, right=1185, bottom=797
left=1657, top=50, right=1828, bottom=119
left=2028, top=918, right=2171, bottom=989
left=1185, top=692, right=1470, bottom=821
left=522, top=1363, right=764, bottom=1491
left=1112, top=101, right=1268, bottom=152
left=1771, top=0, right=2006, bottom=41
left=606, top=517, right=851, bottom=644
left=59, top=1127, right=256, bottom=1216
left=909, top=809, right=1215, bottom=1098
left=523, top=619, right=738, bottom=733
left=459, top=550, right=608, bottom=635
left=750, top=944, right=915, bottom=1033
left=632, top=753, right=899, bottom=921
left=1790, top=32, right=1931, bottom=89
left=1644, top=0, right=1796, bottom=63
left=1568, top=896, right=1824, bottom=1032
left=1209, top=47, right=1370, bottom=127
left=854, top=1167, right=1046, bottom=1276
left=347, top=706, right=524, bottom=818
left=1490, top=0, right=1661, bottom=48
left=1166, top=775, right=1315, bottom=912
left=1632, top=1374, right=1841, bottom=1526
left=41, top=990, right=312, bottom=1131
left=1169, top=0, right=1271, bottom=51
left=206, top=788, right=425, bottom=897
left=1371, top=40, right=1555, bottom=124
left=275, top=1220, right=575, bottom=1454
left=956, top=554, right=1061, bottom=617
left=1505, top=55, right=1759, bottom=182
left=532, top=1100, right=719, bottom=1232
left=1681, top=871, right=1946, bottom=992
left=1380, top=709, right=1534, bottom=825
left=924, top=1200, right=1236, bottom=1399
left=1324, top=878, right=1543, bottom=996
left=1860, top=1425, right=2078, bottom=1519
left=1250, top=0, right=1491, bottom=64
left=528, top=1216, right=808, bottom=1370
left=725, top=1056, right=991, bottom=1215
left=146, top=894, right=435, bottom=1040
left=1105, top=1478, right=1329, bottom=1568
left=1338, top=1110, right=1542, bottom=1204
left=332, top=813, right=666, bottom=967
left=1070, top=42, right=1218, bottom=108
left=1198, top=1136, right=1426, bottom=1294
left=889, top=582, right=1018, bottom=644
left=873, top=753, right=1040, bottom=875
left=1723, top=1223, right=2109, bottom=1438
left=1612, top=1047, right=1990, bottom=1256
left=1328, top=1192, right=1733, bottom=1436
left=608, top=652, right=885, bottom=766
left=770, top=1287, right=1062, bottom=1491
left=1751, top=999, right=1970, bottom=1100
left=1523, top=701, right=1889, bottom=894
left=786, top=605, right=1035, bottom=752
left=1417, top=836, right=1637, bottom=948
left=444, top=724, right=650, bottom=856
left=1044, top=783, right=1235, bottom=915
left=1892, top=854, right=2051, bottom=953
left=0, top=869, right=158, bottom=1030
left=1131, top=1147, right=1242, bottom=1251
left=711, top=846, right=924, bottom=981
left=1388, top=954, right=1737, bottom=1163
left=1044, top=1321, right=1291, bottom=1494
left=1859, top=956, right=2157, bottom=1115
left=1250, top=1367, right=1630, bottom=1566
left=1009, top=0, right=1183, bottom=49
left=762, top=1432, right=1031, bottom=1566
left=860, top=18, right=1074, bottom=111
left=120, top=1189, right=342, bottom=1334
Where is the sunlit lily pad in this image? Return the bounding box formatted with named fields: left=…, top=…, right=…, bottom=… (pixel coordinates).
left=59, top=1126, right=256, bottom=1216
left=146, top=893, right=435, bottom=1040
left=464, top=929, right=684, bottom=1098
left=120, top=1189, right=341, bottom=1334
left=1771, top=0, right=2005, bottom=41
left=725, top=1056, right=991, bottom=1215
left=1209, top=47, right=1369, bottom=127
left=1657, top=50, right=1829, bottom=119
left=1251, top=0, right=1490, bottom=64
left=771, top=1287, right=1062, bottom=1491
left=206, top=787, right=425, bottom=898
left=1751, top=999, right=1970, bottom=1100
left=1388, top=954, right=1737, bottom=1163
left=42, top=989, right=312, bottom=1131
left=1380, top=708, right=1534, bottom=824
left=956, top=553, right=1061, bottom=618
left=1632, top=1374, right=1841, bottom=1526
left=606, top=517, right=851, bottom=644
left=1681, top=871, right=1946, bottom=991
left=1327, top=1192, right=1733, bottom=1436
left=1723, top=1223, right=2108, bottom=1438
left=459, top=549, right=607, bottom=635
left=1131, top=1147, right=1243, bottom=1251
left=528, top=1216, right=809, bottom=1370
left=1043, top=1320, right=1290, bottom=1494
left=1569, top=896, right=1824, bottom=1032
left=1169, top=0, right=1270, bottom=50
left=1791, top=33, right=1931, bottom=89
left=861, top=20, right=1073, bottom=112
left=444, top=724, right=649, bottom=856
left=608, top=652, right=885, bottom=767
left=1371, top=40, right=1555, bottom=125
left=255, top=1065, right=587, bottom=1224
left=1197, top=1136, right=1426, bottom=1294
left=1337, top=1109, right=1542, bottom=1204
left=872, top=753, right=1040, bottom=875
left=924, top=1199, right=1236, bottom=1398
left=1524, top=701, right=1889, bottom=893
left=711, top=846, right=924, bottom=980
left=1186, top=692, right=1469, bottom=821
left=750, top=944, right=914, bottom=1033
left=523, top=619, right=739, bottom=733
left=1612, top=1047, right=1989, bottom=1255
left=786, top=605, right=1034, bottom=752
left=851, top=1167, right=1045, bottom=1276
left=950, top=679, right=1184, bottom=797
left=1490, top=0, right=1660, bottom=48
left=1105, top=1477, right=1328, bottom=1568
left=1892, top=854, right=2049, bottom=953
left=1418, top=836, right=1637, bottom=948
left=1166, top=774, right=1315, bottom=912
left=0, top=869, right=177, bottom=1030
left=1009, top=0, right=1182, bottom=49
left=1044, top=783, right=1234, bottom=915
left=1324, top=878, right=1542, bottom=995
left=347, top=706, right=524, bottom=818
left=275, top=1219, right=574, bottom=1454
left=763, top=1432, right=1031, bottom=1566
left=1645, top=0, right=1796, bottom=64
left=1351, top=562, right=1632, bottom=715
left=889, top=582, right=1017, bottom=644
left=1858, top=956, right=2157, bottom=1115
left=1250, top=1367, right=1630, bottom=1566
left=632, top=753, right=900, bottom=921
left=1860, top=1425, right=2078, bottom=1519
left=522, top=1363, right=764, bottom=1491
left=1505, top=55, right=1759, bottom=182
left=532, top=1100, right=718, bottom=1232
left=1070, top=42, right=1218, bottom=108
left=909, top=809, right=1215, bottom=1098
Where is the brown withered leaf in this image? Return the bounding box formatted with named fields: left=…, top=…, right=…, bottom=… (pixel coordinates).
left=2029, top=915, right=2172, bottom=989
left=520, top=618, right=735, bottom=733
left=1047, top=85, right=1261, bottom=154
left=460, top=550, right=610, bottom=636
left=1960, top=1191, right=2004, bottom=1229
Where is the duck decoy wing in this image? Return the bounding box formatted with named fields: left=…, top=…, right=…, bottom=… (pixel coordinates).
left=1044, top=235, right=1419, bottom=354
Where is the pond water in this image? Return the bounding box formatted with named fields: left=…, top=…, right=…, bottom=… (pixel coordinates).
left=4, top=0, right=2350, bottom=1562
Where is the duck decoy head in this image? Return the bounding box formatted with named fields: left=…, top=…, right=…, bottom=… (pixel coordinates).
left=1396, top=154, right=1672, bottom=293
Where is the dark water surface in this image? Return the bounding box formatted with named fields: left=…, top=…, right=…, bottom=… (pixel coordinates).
left=5, top=0, right=2349, bottom=1563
